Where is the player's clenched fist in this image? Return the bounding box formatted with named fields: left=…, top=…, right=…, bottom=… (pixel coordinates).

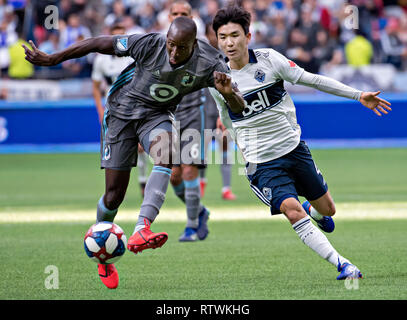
left=213, top=71, right=233, bottom=97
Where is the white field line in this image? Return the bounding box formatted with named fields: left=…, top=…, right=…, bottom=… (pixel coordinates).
left=0, top=202, right=406, bottom=223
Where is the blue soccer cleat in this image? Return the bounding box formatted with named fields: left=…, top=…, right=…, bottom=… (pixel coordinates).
left=197, top=207, right=210, bottom=240
left=302, top=201, right=335, bottom=233
left=337, top=261, right=363, bottom=280
left=179, top=227, right=198, bottom=242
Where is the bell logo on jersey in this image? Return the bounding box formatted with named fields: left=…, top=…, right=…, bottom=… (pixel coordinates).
left=242, top=89, right=270, bottom=117
left=228, top=80, right=286, bottom=122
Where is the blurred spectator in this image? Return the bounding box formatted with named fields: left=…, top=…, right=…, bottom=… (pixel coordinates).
left=134, top=2, right=157, bottom=32
left=254, top=0, right=269, bottom=21
left=312, top=27, right=343, bottom=72
left=61, top=34, right=92, bottom=78
left=7, top=0, right=27, bottom=29
left=38, top=31, right=60, bottom=54
left=379, top=17, right=407, bottom=69
left=267, top=0, right=299, bottom=29
left=8, top=30, right=34, bottom=79
left=0, top=19, right=17, bottom=77
left=0, top=86, right=7, bottom=99
left=104, top=0, right=128, bottom=27
left=121, top=15, right=145, bottom=35
left=357, top=0, right=384, bottom=40
left=286, top=27, right=319, bottom=73
left=0, top=0, right=13, bottom=23
left=345, top=29, right=374, bottom=67
left=267, top=11, right=289, bottom=53
left=59, top=13, right=91, bottom=48
left=199, top=0, right=220, bottom=25
left=60, top=0, right=87, bottom=19
left=297, top=3, right=320, bottom=48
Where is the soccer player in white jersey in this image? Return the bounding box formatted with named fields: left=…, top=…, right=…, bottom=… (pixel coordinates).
left=210, top=5, right=392, bottom=280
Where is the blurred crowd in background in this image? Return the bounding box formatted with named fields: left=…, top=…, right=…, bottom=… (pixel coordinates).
left=1, top=0, right=407, bottom=81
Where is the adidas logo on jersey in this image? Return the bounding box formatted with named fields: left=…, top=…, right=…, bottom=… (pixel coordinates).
left=242, top=89, right=271, bottom=117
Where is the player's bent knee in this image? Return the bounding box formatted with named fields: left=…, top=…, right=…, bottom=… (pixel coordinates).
left=280, top=197, right=307, bottom=225
left=104, top=189, right=125, bottom=210
left=181, top=165, right=198, bottom=181
left=170, top=171, right=182, bottom=186
left=326, top=203, right=336, bottom=216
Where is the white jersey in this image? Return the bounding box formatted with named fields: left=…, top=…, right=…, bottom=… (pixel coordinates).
left=91, top=54, right=134, bottom=87
left=210, top=48, right=305, bottom=163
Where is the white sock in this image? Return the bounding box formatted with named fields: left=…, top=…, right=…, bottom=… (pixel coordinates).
left=309, top=206, right=324, bottom=221
left=293, top=216, right=350, bottom=267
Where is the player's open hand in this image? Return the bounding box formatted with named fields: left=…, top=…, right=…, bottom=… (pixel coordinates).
left=214, top=71, right=233, bottom=97
left=360, top=91, right=392, bottom=116
left=22, top=40, right=55, bottom=66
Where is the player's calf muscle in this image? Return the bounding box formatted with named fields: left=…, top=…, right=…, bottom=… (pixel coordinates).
left=310, top=192, right=336, bottom=216
left=280, top=198, right=307, bottom=225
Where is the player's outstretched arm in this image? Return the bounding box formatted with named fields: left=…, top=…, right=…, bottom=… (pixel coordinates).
left=213, top=71, right=245, bottom=113
left=297, top=71, right=392, bottom=116
left=359, top=91, right=392, bottom=116
left=22, top=36, right=115, bottom=66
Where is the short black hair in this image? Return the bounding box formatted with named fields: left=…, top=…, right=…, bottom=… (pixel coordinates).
left=212, top=5, right=251, bottom=37
left=168, top=16, right=197, bottom=39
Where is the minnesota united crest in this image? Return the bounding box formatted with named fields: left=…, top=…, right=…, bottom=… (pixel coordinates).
left=254, top=69, right=265, bottom=83
left=181, top=73, right=196, bottom=87
left=103, top=144, right=111, bottom=160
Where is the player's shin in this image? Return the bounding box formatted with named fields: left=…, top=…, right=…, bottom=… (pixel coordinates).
left=173, top=180, right=186, bottom=202
left=134, top=166, right=172, bottom=232
left=221, top=150, right=232, bottom=189
left=293, top=216, right=350, bottom=267
left=96, top=195, right=118, bottom=222
left=184, top=178, right=201, bottom=229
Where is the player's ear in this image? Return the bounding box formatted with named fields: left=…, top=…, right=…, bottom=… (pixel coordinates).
left=246, top=32, right=252, bottom=43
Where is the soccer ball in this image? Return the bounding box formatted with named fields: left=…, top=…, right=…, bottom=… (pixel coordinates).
left=84, top=222, right=127, bottom=264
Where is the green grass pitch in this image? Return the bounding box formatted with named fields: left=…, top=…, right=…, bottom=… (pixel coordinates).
left=1, top=148, right=407, bottom=300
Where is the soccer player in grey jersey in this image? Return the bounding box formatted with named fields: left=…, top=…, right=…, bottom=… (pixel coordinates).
left=91, top=23, right=149, bottom=199
left=211, top=5, right=392, bottom=280
left=23, top=16, right=245, bottom=289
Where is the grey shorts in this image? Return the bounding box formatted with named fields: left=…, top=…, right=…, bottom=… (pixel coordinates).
left=101, top=110, right=174, bottom=170
left=173, top=105, right=206, bottom=167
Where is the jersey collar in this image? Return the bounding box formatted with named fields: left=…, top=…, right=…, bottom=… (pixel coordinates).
left=248, top=49, right=258, bottom=63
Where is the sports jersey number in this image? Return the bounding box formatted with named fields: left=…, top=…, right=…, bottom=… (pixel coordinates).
left=149, top=84, right=179, bottom=102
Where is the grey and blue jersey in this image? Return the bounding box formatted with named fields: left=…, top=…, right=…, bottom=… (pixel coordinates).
left=107, top=33, right=229, bottom=120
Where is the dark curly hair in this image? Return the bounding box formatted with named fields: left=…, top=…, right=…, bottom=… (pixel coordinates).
left=212, top=4, right=251, bottom=37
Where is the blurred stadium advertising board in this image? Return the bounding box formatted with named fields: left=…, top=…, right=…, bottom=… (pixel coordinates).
left=0, top=92, right=406, bottom=154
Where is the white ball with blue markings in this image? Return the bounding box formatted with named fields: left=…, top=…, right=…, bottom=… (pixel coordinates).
left=84, top=222, right=127, bottom=264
